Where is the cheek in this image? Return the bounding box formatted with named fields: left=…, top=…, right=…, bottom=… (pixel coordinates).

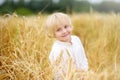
left=55, top=32, right=61, bottom=37
left=68, top=27, right=72, bottom=32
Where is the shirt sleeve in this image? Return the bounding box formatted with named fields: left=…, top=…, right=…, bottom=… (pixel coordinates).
left=49, top=46, right=61, bottom=64
left=75, top=36, right=89, bottom=71
left=49, top=43, right=67, bottom=65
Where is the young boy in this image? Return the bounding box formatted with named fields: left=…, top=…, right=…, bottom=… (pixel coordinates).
left=44, top=12, right=88, bottom=80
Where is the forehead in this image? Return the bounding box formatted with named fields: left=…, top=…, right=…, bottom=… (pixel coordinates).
left=55, top=16, right=70, bottom=28
left=56, top=19, right=69, bottom=26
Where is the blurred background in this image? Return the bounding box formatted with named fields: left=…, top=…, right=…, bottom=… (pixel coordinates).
left=0, top=0, right=120, bottom=80
left=0, top=0, right=120, bottom=15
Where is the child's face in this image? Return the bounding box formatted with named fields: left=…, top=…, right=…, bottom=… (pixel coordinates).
left=55, top=23, right=72, bottom=43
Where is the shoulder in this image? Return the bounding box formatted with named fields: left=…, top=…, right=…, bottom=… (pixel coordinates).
left=71, top=35, right=81, bottom=42
left=49, top=41, right=65, bottom=63
left=71, top=35, right=84, bottom=47
left=71, top=35, right=80, bottom=39
left=51, top=41, right=64, bottom=50
left=49, top=41, right=65, bottom=56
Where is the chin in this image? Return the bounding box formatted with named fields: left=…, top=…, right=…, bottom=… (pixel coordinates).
left=64, top=38, right=70, bottom=42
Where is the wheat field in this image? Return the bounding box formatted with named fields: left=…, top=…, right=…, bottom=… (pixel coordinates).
left=0, top=12, right=120, bottom=80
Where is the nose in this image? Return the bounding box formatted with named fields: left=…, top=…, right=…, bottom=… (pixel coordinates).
left=62, top=28, right=67, bottom=33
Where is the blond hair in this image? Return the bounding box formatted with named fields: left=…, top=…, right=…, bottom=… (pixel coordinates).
left=44, top=12, right=73, bottom=37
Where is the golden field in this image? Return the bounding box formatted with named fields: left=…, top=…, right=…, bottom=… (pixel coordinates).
left=0, top=12, right=120, bottom=80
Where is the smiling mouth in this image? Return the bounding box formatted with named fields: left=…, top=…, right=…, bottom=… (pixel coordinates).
left=62, top=33, right=70, bottom=37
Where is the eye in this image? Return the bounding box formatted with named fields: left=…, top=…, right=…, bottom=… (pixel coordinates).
left=56, top=28, right=61, bottom=32
left=64, top=25, right=69, bottom=28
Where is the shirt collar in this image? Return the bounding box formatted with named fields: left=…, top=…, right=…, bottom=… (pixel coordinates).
left=55, top=38, right=73, bottom=46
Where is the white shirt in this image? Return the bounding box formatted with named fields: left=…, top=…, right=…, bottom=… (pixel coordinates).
left=49, top=35, right=88, bottom=71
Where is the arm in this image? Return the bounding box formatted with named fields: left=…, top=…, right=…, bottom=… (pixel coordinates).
left=75, top=36, right=89, bottom=71
left=49, top=45, right=70, bottom=78
left=49, top=43, right=68, bottom=66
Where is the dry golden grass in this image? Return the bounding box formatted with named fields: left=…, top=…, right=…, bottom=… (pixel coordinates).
left=0, top=12, right=120, bottom=80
